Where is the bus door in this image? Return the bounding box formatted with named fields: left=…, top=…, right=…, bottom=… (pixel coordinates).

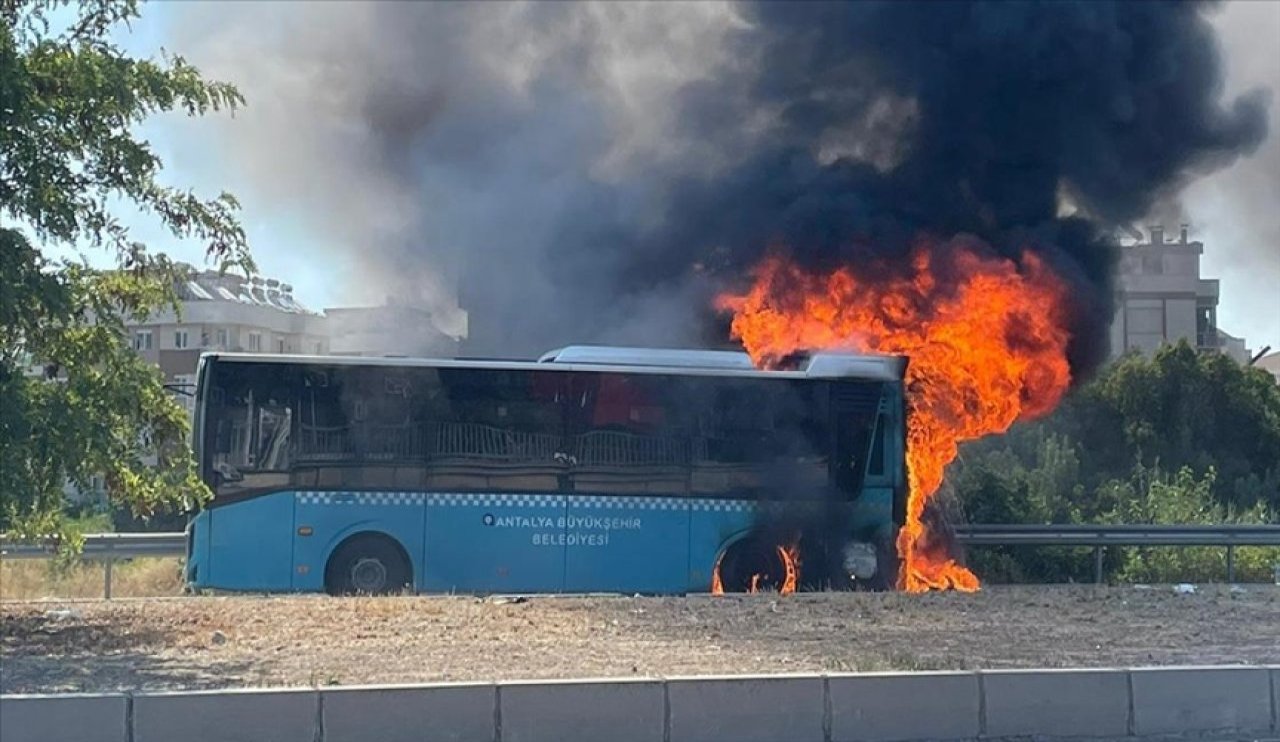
left=561, top=372, right=691, bottom=594
left=421, top=368, right=569, bottom=593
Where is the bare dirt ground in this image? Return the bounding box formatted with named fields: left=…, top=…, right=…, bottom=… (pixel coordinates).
left=2, top=585, right=1278, bottom=694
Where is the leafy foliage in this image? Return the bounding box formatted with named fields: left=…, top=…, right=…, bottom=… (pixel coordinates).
left=956, top=342, right=1280, bottom=583
left=0, top=0, right=248, bottom=536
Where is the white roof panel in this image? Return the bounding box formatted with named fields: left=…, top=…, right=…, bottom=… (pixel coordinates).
left=538, top=345, right=756, bottom=370
left=802, top=353, right=906, bottom=381
left=185, top=281, right=214, bottom=300
left=538, top=345, right=904, bottom=380
left=204, top=348, right=907, bottom=383
left=205, top=351, right=787, bottom=379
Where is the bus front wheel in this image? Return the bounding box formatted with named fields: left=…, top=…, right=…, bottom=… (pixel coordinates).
left=325, top=535, right=412, bottom=596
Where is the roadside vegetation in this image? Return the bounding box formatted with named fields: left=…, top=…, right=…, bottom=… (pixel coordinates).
left=956, top=342, right=1280, bottom=583
left=0, top=0, right=249, bottom=541
left=0, top=557, right=182, bottom=601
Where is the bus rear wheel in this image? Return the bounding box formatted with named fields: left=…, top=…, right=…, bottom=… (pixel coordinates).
left=325, top=535, right=412, bottom=596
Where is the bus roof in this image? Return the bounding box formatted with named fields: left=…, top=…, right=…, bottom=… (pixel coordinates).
left=201, top=345, right=907, bottom=382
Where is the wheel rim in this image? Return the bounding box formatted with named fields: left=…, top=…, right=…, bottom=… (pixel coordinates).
left=350, top=557, right=388, bottom=593
left=716, top=542, right=791, bottom=593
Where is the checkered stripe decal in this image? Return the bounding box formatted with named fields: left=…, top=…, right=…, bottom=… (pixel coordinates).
left=426, top=493, right=563, bottom=508
left=689, top=499, right=754, bottom=513
left=296, top=491, right=424, bottom=506
left=294, top=491, right=754, bottom=512
left=572, top=496, right=682, bottom=510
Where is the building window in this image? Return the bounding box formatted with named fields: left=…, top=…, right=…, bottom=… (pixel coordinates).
left=1196, top=306, right=1216, bottom=348
left=175, top=329, right=189, bottom=349
left=216, top=328, right=228, bottom=347
left=277, top=338, right=286, bottom=353
left=1141, top=255, right=1163, bottom=274
left=314, top=342, right=323, bottom=355
left=134, top=330, right=153, bottom=351
left=248, top=332, right=262, bottom=352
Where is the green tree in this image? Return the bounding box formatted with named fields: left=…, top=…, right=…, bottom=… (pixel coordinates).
left=1079, top=343, right=1280, bottom=508
left=1, top=0, right=249, bottom=538
left=953, top=343, right=1280, bottom=583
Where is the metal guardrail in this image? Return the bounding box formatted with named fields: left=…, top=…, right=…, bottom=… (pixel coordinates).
left=3, top=525, right=1278, bottom=597
left=954, top=524, right=1280, bottom=583
left=0, top=533, right=186, bottom=599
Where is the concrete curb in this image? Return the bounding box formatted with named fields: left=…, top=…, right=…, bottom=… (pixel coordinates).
left=3, top=666, right=1278, bottom=742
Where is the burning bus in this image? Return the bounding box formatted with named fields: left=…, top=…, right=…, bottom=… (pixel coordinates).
left=184, top=345, right=907, bottom=595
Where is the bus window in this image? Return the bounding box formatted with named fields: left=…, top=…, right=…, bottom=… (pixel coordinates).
left=563, top=372, right=692, bottom=495
left=686, top=378, right=832, bottom=500
left=206, top=362, right=297, bottom=497
left=426, top=368, right=566, bottom=492
left=830, top=381, right=886, bottom=498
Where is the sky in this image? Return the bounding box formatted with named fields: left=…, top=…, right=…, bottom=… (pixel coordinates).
left=45, top=0, right=1280, bottom=355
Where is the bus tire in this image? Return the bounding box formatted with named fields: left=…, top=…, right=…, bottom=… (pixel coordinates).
left=324, top=534, right=412, bottom=596
left=715, top=538, right=792, bottom=593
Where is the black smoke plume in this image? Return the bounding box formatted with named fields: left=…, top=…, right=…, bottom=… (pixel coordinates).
left=173, top=1, right=1267, bottom=375
left=594, top=1, right=1269, bottom=376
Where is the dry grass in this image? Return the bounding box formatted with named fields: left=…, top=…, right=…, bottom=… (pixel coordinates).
left=3, top=585, right=1279, bottom=694
left=0, top=558, right=184, bottom=601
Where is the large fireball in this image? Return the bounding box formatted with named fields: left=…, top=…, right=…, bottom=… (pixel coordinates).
left=716, top=241, right=1074, bottom=592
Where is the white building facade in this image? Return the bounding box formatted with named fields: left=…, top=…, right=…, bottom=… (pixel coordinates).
left=128, top=269, right=329, bottom=391
left=1109, top=225, right=1250, bottom=364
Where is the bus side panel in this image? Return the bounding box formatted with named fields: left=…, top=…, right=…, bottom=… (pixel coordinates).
left=186, top=508, right=212, bottom=588
left=687, top=500, right=756, bottom=592
left=291, top=491, right=427, bottom=592
left=562, top=496, right=690, bottom=594
left=422, top=493, right=567, bottom=593
left=206, top=492, right=296, bottom=591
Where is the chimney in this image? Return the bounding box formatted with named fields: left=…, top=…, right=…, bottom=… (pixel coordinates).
left=1179, top=224, right=1189, bottom=244
left=1149, top=226, right=1164, bottom=245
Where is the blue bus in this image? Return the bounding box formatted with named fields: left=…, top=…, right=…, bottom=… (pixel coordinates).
left=185, top=346, right=907, bottom=595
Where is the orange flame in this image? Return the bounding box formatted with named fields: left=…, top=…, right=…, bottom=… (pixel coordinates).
left=716, top=243, right=1073, bottom=592
left=710, top=542, right=802, bottom=595
left=778, top=543, right=799, bottom=595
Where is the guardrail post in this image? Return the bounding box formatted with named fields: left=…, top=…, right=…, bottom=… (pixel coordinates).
left=1226, top=544, right=1235, bottom=583
left=103, top=539, right=114, bottom=600
left=1093, top=545, right=1104, bottom=584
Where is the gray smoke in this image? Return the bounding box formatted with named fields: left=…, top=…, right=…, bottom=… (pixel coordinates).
left=167, top=0, right=1269, bottom=367
left=1183, top=1, right=1280, bottom=348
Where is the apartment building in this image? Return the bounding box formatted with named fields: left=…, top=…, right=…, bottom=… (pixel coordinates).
left=128, top=268, right=329, bottom=398
left=1109, top=225, right=1251, bottom=364
left=1256, top=351, right=1280, bottom=384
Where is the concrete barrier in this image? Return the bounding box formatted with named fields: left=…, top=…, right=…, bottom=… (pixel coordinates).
left=0, top=692, right=128, bottom=742
left=132, top=687, right=318, bottom=742
left=1130, top=665, right=1273, bottom=736
left=982, top=668, right=1130, bottom=738
left=500, top=677, right=663, bottom=742
left=827, top=671, right=979, bottom=741
left=667, top=674, right=826, bottom=742
left=321, top=682, right=496, bottom=742
left=1273, top=667, right=1279, bottom=733
left=3, top=665, right=1279, bottom=741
